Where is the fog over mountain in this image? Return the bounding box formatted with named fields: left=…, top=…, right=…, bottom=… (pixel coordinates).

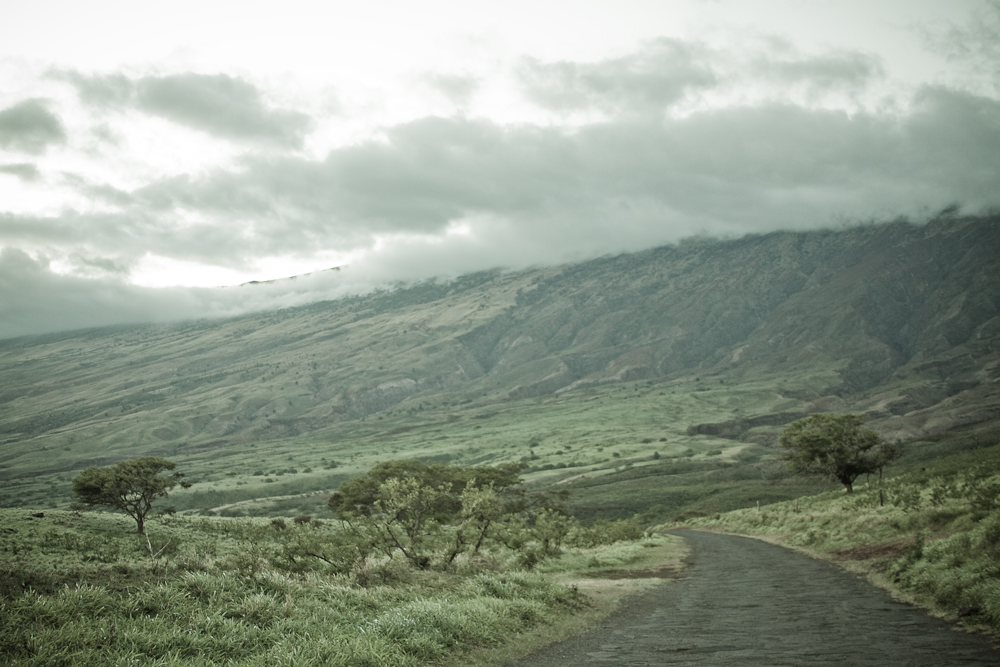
left=1, top=1, right=998, bottom=339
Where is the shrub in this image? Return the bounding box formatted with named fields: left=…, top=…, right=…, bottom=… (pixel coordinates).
left=568, top=517, right=644, bottom=547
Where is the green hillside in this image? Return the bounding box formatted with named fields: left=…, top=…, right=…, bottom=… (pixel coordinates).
left=1, top=214, right=998, bottom=521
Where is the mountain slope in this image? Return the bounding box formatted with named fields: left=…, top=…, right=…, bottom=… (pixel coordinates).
left=1, top=214, right=997, bottom=515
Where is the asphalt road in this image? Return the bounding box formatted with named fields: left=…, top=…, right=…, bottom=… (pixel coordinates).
left=508, top=530, right=999, bottom=666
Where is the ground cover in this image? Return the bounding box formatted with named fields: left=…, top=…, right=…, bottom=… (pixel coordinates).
left=0, top=366, right=832, bottom=519
left=0, top=508, right=686, bottom=666
left=669, top=442, right=1000, bottom=636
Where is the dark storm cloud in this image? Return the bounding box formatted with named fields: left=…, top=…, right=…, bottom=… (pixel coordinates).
left=515, top=37, right=717, bottom=113
left=0, top=163, right=40, bottom=181
left=58, top=70, right=314, bottom=147
left=0, top=99, right=66, bottom=153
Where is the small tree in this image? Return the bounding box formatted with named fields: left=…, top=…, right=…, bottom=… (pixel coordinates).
left=72, top=457, right=188, bottom=533
left=779, top=413, right=900, bottom=493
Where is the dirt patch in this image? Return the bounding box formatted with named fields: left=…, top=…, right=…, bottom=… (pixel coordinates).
left=587, top=565, right=686, bottom=580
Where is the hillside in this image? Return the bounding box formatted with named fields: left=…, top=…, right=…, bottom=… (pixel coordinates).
left=1, top=213, right=998, bottom=519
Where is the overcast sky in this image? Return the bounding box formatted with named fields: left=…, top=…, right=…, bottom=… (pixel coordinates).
left=1, top=0, right=998, bottom=339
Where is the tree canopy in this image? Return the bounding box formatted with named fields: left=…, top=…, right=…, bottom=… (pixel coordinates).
left=326, top=459, right=578, bottom=568
left=327, top=459, right=526, bottom=519
left=778, top=413, right=900, bottom=493
left=72, top=457, right=188, bottom=533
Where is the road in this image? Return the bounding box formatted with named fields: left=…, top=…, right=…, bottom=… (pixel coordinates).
left=508, top=530, right=998, bottom=666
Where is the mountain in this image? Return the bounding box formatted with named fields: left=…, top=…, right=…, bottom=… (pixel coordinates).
left=1, top=213, right=998, bottom=518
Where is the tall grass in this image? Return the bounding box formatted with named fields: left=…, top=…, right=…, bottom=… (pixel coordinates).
left=0, top=508, right=671, bottom=666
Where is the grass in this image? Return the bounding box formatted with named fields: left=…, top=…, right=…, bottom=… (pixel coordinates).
left=0, top=365, right=844, bottom=520
left=0, top=256, right=860, bottom=520
left=0, top=508, right=687, bottom=666
left=667, top=442, right=1000, bottom=636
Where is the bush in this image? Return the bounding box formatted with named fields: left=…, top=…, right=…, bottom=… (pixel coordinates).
left=568, top=517, right=644, bottom=547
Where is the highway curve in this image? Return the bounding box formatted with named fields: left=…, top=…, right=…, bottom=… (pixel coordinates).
left=508, top=530, right=998, bottom=666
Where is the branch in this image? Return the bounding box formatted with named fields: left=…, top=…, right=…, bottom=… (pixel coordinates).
left=304, top=551, right=335, bottom=564
left=145, top=533, right=171, bottom=560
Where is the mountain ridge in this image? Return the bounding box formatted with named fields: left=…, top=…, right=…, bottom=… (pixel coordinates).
left=1, top=214, right=998, bottom=514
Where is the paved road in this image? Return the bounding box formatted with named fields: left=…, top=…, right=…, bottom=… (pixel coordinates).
left=509, top=530, right=999, bottom=666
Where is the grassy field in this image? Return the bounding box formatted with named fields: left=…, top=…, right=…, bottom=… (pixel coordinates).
left=669, top=442, right=1000, bottom=636
left=4, top=359, right=994, bottom=533
left=0, top=351, right=850, bottom=520
left=0, top=507, right=686, bottom=666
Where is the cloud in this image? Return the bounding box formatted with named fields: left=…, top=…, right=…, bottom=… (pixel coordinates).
left=516, top=38, right=887, bottom=115
left=3, top=31, right=999, bottom=339
left=136, top=73, right=313, bottom=147
left=919, top=0, right=1000, bottom=90
left=52, top=70, right=134, bottom=107
left=0, top=247, right=370, bottom=339
left=0, top=248, right=188, bottom=338
left=18, top=82, right=994, bottom=284
left=0, top=99, right=66, bottom=154
left=750, top=49, right=884, bottom=92
left=60, top=70, right=314, bottom=147
left=516, top=37, right=717, bottom=113
left=421, top=72, right=481, bottom=107
left=0, top=163, right=40, bottom=181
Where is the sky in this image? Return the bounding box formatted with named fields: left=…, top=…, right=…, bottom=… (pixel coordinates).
left=1, top=0, right=999, bottom=339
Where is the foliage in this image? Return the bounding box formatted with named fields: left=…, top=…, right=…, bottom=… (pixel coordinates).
left=779, top=413, right=900, bottom=493
left=0, top=507, right=666, bottom=666
left=71, top=457, right=189, bottom=533
left=328, top=460, right=576, bottom=569
left=328, top=459, right=525, bottom=518
left=567, top=517, right=645, bottom=548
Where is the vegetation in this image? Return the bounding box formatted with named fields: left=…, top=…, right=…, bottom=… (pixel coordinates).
left=1, top=216, right=997, bottom=524
left=0, top=504, right=680, bottom=666
left=1, top=216, right=998, bottom=658
left=328, top=460, right=614, bottom=571
left=778, top=414, right=900, bottom=493
left=673, top=442, right=1000, bottom=633
left=72, top=458, right=190, bottom=534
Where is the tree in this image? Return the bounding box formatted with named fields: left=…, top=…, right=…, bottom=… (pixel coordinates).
left=72, top=457, right=188, bottom=533
left=778, top=413, right=900, bottom=493
left=328, top=459, right=577, bottom=568
left=328, top=459, right=524, bottom=519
